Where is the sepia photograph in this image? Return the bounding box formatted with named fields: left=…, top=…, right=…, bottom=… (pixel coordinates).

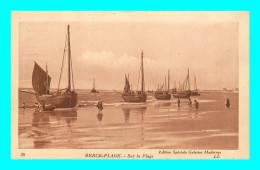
left=11, top=11, right=249, bottom=159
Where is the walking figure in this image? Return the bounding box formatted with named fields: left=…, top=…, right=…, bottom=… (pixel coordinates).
left=194, top=100, right=199, bottom=111
left=225, top=98, right=230, bottom=108
left=177, top=98, right=180, bottom=108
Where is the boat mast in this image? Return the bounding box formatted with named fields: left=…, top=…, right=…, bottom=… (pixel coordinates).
left=67, top=25, right=71, bottom=91
left=168, top=69, right=170, bottom=92
left=165, top=76, right=166, bottom=91
left=46, top=62, right=48, bottom=94
left=188, top=69, right=190, bottom=91
left=194, top=76, right=197, bottom=90
left=141, top=50, right=144, bottom=93
left=93, top=78, right=95, bottom=90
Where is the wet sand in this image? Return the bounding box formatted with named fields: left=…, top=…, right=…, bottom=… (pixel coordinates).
left=18, top=91, right=238, bottom=149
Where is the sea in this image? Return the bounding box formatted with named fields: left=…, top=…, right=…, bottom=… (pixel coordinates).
left=18, top=89, right=238, bottom=149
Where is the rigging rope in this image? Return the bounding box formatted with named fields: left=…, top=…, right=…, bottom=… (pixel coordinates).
left=71, top=52, right=75, bottom=91
left=137, top=64, right=141, bottom=91
left=143, top=57, right=157, bottom=90
left=57, top=33, right=68, bottom=92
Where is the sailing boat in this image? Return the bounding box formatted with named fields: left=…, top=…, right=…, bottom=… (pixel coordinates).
left=191, top=76, right=200, bottom=96
left=122, top=51, right=147, bottom=102
left=172, top=69, right=191, bottom=98
left=32, top=25, right=77, bottom=111
left=91, top=78, right=99, bottom=93
left=154, top=70, right=171, bottom=100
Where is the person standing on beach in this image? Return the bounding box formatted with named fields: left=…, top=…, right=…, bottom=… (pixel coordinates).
left=194, top=100, right=199, bottom=111
left=22, top=103, right=25, bottom=109
left=97, top=98, right=103, bottom=124
left=97, top=98, right=103, bottom=113
left=188, top=98, right=192, bottom=110
left=177, top=98, right=180, bottom=108
left=225, top=98, right=230, bottom=108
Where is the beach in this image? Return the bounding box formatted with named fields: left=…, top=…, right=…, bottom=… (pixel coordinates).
left=18, top=90, right=238, bottom=149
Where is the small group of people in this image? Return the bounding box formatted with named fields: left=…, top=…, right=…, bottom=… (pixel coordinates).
left=177, top=98, right=199, bottom=111
left=177, top=97, right=231, bottom=111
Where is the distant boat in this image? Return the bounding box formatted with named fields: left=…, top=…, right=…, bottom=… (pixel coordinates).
left=122, top=51, right=147, bottom=102
left=154, top=70, right=171, bottom=100
left=91, top=78, right=99, bottom=93
left=32, top=25, right=77, bottom=111
left=171, top=81, right=177, bottom=94
left=191, top=76, right=200, bottom=96
left=172, top=69, right=191, bottom=98
left=147, top=84, right=153, bottom=93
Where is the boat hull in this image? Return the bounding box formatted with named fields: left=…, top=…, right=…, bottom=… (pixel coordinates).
left=154, top=92, right=171, bottom=100
left=172, top=91, right=191, bottom=98
left=37, top=91, right=77, bottom=108
left=122, top=93, right=147, bottom=102
left=91, top=89, right=99, bottom=93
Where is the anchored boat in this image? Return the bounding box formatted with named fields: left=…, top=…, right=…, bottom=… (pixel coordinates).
left=154, top=70, right=171, bottom=100
left=32, top=25, right=77, bottom=110
left=122, top=51, right=147, bottom=102
left=172, top=69, right=191, bottom=98
left=91, top=78, right=99, bottom=93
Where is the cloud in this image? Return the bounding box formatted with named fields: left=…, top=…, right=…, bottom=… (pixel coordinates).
left=77, top=50, right=157, bottom=72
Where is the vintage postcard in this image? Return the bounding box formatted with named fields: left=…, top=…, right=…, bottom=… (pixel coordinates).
left=11, top=11, right=249, bottom=159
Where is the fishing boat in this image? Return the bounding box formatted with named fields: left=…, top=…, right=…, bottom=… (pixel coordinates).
left=32, top=25, right=77, bottom=111
left=122, top=51, right=147, bottom=102
left=172, top=69, right=191, bottom=98
left=191, top=76, right=200, bottom=96
left=91, top=78, right=99, bottom=93
left=154, top=70, right=171, bottom=100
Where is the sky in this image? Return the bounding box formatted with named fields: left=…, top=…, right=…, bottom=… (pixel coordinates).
left=19, top=21, right=238, bottom=90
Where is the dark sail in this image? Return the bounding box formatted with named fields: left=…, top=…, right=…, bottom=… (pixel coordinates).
left=32, top=62, right=51, bottom=95
left=123, top=75, right=131, bottom=93
left=122, top=51, right=147, bottom=103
